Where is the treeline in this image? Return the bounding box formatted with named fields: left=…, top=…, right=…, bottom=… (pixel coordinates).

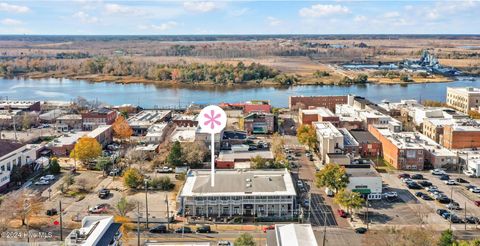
left=0, top=57, right=281, bottom=84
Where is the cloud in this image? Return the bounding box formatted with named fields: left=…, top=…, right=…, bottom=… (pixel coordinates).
left=425, top=0, right=477, bottom=20
left=383, top=11, right=400, bottom=18
left=73, top=11, right=99, bottom=24
left=229, top=7, right=248, bottom=17
left=299, top=4, right=350, bottom=18
left=139, top=21, right=178, bottom=32
left=267, top=16, right=282, bottom=26
left=183, top=1, right=217, bottom=13
left=104, top=3, right=131, bottom=14
left=1, top=18, right=22, bottom=25
left=354, top=15, right=366, bottom=22
left=0, top=2, right=30, bottom=13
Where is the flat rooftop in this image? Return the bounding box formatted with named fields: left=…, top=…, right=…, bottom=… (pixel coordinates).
left=339, top=128, right=359, bottom=146
left=181, top=169, right=296, bottom=197
left=349, top=130, right=380, bottom=144
left=275, top=224, right=317, bottom=246
left=218, top=150, right=274, bottom=162
left=448, top=87, right=480, bottom=95
left=313, top=121, right=342, bottom=138
left=170, top=126, right=196, bottom=142
left=128, top=110, right=171, bottom=127
left=346, top=166, right=381, bottom=178
left=87, top=125, right=111, bottom=138
left=51, top=131, right=89, bottom=146
left=57, top=114, right=82, bottom=120
left=301, top=107, right=335, bottom=117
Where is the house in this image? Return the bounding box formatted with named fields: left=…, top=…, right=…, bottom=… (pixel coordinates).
left=127, top=110, right=172, bottom=136
left=313, top=122, right=343, bottom=163
left=266, top=224, right=318, bottom=246
left=172, top=114, right=198, bottom=127
left=81, top=108, right=116, bottom=131
left=178, top=169, right=296, bottom=219
left=241, top=112, right=275, bottom=134
left=39, top=109, right=67, bottom=123
left=48, top=132, right=88, bottom=156
left=65, top=216, right=122, bottom=246
left=56, top=114, right=83, bottom=132
left=443, top=120, right=480, bottom=149
left=0, top=140, right=40, bottom=190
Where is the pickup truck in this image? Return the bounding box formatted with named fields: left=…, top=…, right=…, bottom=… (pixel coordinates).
left=156, top=166, right=173, bottom=173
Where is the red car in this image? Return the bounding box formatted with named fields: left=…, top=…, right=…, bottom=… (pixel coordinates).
left=263, top=225, right=275, bottom=233
left=474, top=201, right=480, bottom=207
left=337, top=209, right=348, bottom=218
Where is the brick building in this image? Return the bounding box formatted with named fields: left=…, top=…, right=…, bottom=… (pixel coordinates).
left=299, top=107, right=339, bottom=126
left=443, top=122, right=480, bottom=149
left=241, top=112, right=275, bottom=134
left=349, top=130, right=382, bottom=158
left=289, top=95, right=348, bottom=112
left=81, top=108, right=116, bottom=131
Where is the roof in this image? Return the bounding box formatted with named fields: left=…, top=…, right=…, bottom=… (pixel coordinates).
left=346, top=166, right=381, bottom=178
left=313, top=122, right=342, bottom=138
left=181, top=169, right=296, bottom=197
left=301, top=107, right=335, bottom=117
left=217, top=150, right=274, bottom=162
left=349, top=130, right=380, bottom=144
left=87, top=125, right=111, bottom=138
left=128, top=110, right=171, bottom=127
left=96, top=222, right=121, bottom=246
left=57, top=114, right=82, bottom=120
left=66, top=216, right=118, bottom=246
left=170, top=126, right=196, bottom=142
left=275, top=224, right=317, bottom=246
left=339, top=128, right=359, bottom=147
left=50, top=132, right=88, bottom=146
left=0, top=140, right=25, bottom=158
left=448, top=87, right=480, bottom=95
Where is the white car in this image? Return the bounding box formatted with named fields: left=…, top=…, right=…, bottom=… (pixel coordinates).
left=35, top=180, right=50, bottom=185
left=383, top=192, right=398, bottom=198
left=402, top=178, right=413, bottom=183
left=445, top=180, right=457, bottom=185
left=464, top=170, right=476, bottom=178
left=431, top=169, right=446, bottom=175
left=297, top=180, right=304, bottom=188
left=470, top=187, right=480, bottom=193
left=41, top=175, right=55, bottom=181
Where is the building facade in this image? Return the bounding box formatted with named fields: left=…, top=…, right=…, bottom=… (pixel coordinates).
left=447, top=87, right=480, bottom=114
left=81, top=108, right=116, bottom=131
left=443, top=122, right=480, bottom=149
left=289, top=95, right=348, bottom=112
left=314, top=122, right=344, bottom=163
left=242, top=112, right=275, bottom=134
left=0, top=140, right=40, bottom=190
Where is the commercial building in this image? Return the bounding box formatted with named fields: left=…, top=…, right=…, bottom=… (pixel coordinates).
left=127, top=110, right=172, bottom=135
left=289, top=95, right=347, bottom=112
left=349, top=130, right=382, bottom=158
left=299, top=107, right=339, bottom=126
left=422, top=118, right=456, bottom=144
left=56, top=114, right=83, bottom=132
left=65, top=216, right=122, bottom=246
left=241, top=112, right=275, bottom=134
left=172, top=114, right=198, bottom=127
left=443, top=121, right=480, bottom=149
left=39, top=109, right=67, bottom=123
left=170, top=126, right=197, bottom=143
left=48, top=132, right=89, bottom=156
left=179, top=169, right=296, bottom=219
left=0, top=140, right=40, bottom=190
left=87, top=125, right=113, bottom=147
left=447, top=87, right=480, bottom=113
left=266, top=224, right=318, bottom=246
left=345, top=165, right=383, bottom=200
left=412, top=107, right=467, bottom=127
left=145, top=123, right=170, bottom=144
left=339, top=128, right=359, bottom=157
left=0, top=100, right=41, bottom=111
left=216, top=148, right=274, bottom=169
left=314, top=122, right=343, bottom=163
left=81, top=108, right=116, bottom=131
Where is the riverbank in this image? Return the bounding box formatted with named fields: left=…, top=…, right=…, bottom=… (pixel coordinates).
left=22, top=71, right=456, bottom=88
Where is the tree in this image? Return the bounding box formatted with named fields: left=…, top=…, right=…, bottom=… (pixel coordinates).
left=3, top=191, right=43, bottom=226
left=123, top=168, right=143, bottom=189
left=353, top=74, right=368, bottom=83
left=234, top=233, right=255, bottom=246
left=469, top=110, right=480, bottom=120
left=167, top=141, right=183, bottom=166
left=116, top=196, right=136, bottom=217
left=112, top=115, right=133, bottom=140
left=49, top=157, right=61, bottom=174
left=96, top=157, right=111, bottom=176
left=334, top=189, right=364, bottom=220
left=315, top=163, right=349, bottom=193
left=271, top=133, right=286, bottom=163
left=297, top=124, right=317, bottom=150
left=250, top=155, right=268, bottom=169
left=70, top=137, right=102, bottom=165
left=183, top=141, right=207, bottom=168
left=439, top=229, right=455, bottom=246
left=149, top=176, right=174, bottom=190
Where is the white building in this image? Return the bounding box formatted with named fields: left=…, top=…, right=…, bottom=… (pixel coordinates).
left=65, top=216, right=122, bottom=246
left=145, top=123, right=169, bottom=144
left=179, top=169, right=296, bottom=219
left=0, top=140, right=40, bottom=190
left=345, top=166, right=383, bottom=200
left=267, top=224, right=317, bottom=246
left=128, top=110, right=171, bottom=135
left=447, top=87, right=480, bottom=113
left=313, top=122, right=343, bottom=163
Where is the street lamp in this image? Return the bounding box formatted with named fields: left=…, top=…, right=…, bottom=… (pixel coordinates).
left=144, top=179, right=149, bottom=229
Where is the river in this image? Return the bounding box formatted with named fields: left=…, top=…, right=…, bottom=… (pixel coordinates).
left=1, top=77, right=480, bottom=108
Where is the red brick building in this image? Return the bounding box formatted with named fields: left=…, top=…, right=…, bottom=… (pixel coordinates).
left=289, top=95, right=348, bottom=112
left=350, top=130, right=382, bottom=158
left=81, top=108, right=116, bottom=131
left=299, top=107, right=340, bottom=126
left=443, top=124, right=480, bottom=149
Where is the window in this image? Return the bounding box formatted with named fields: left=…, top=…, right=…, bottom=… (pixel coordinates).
left=355, top=185, right=368, bottom=189
left=0, top=165, right=4, bottom=172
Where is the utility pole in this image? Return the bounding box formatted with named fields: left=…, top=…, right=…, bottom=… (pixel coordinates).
left=465, top=201, right=467, bottom=231
left=165, top=194, right=170, bottom=230
left=366, top=199, right=369, bottom=230
left=59, top=200, right=63, bottom=241
left=144, top=179, right=149, bottom=229
left=137, top=201, right=140, bottom=246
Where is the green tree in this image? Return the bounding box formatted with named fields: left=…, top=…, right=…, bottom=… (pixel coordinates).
left=353, top=74, right=368, bottom=83
left=439, top=229, right=455, bottom=246
left=234, top=233, right=255, bottom=246
left=297, top=124, right=317, bottom=150
left=315, top=163, right=349, bottom=193
left=250, top=155, right=268, bottom=169
left=123, top=168, right=143, bottom=189
left=49, top=157, right=61, bottom=174
left=116, top=196, right=136, bottom=217
left=96, top=157, right=111, bottom=176
left=334, top=189, right=364, bottom=220
left=167, top=141, right=183, bottom=166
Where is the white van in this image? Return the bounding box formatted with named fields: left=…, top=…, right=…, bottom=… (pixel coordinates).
left=325, top=187, right=334, bottom=197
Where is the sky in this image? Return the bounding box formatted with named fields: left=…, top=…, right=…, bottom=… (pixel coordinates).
left=0, top=0, right=479, bottom=35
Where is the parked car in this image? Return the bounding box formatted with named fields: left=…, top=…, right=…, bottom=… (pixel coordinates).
left=398, top=173, right=410, bottom=179
left=447, top=202, right=460, bottom=210
left=337, top=209, right=348, bottom=218
left=474, top=201, right=480, bottom=207
left=411, top=174, right=424, bottom=180
left=383, top=192, right=398, bottom=198
left=325, top=187, right=334, bottom=197
left=419, top=181, right=432, bottom=187
left=450, top=215, right=463, bottom=223
left=469, top=187, right=480, bottom=193
left=297, top=180, right=304, bottom=188
left=441, top=211, right=452, bottom=219
left=464, top=170, right=476, bottom=178
left=436, top=209, right=448, bottom=216
left=456, top=178, right=469, bottom=183
left=35, top=180, right=50, bottom=185
left=444, top=180, right=457, bottom=185
left=421, top=194, right=433, bottom=201
left=438, top=197, right=451, bottom=204
left=439, top=175, right=450, bottom=181
left=402, top=178, right=413, bottom=183
left=46, top=208, right=57, bottom=216
left=415, top=192, right=426, bottom=197
left=149, top=225, right=168, bottom=233
left=217, top=241, right=232, bottom=246
left=465, top=216, right=480, bottom=224
left=431, top=169, right=446, bottom=175
left=303, top=199, right=310, bottom=207
left=355, top=227, right=367, bottom=234
left=41, top=175, right=55, bottom=181
left=196, top=225, right=211, bottom=233
left=98, top=188, right=110, bottom=199
left=426, top=186, right=439, bottom=192
left=109, top=168, right=121, bottom=176
left=89, top=204, right=109, bottom=214
left=175, top=227, right=192, bottom=233
left=407, top=182, right=422, bottom=189
left=156, top=166, right=173, bottom=173
left=262, top=225, right=275, bottom=233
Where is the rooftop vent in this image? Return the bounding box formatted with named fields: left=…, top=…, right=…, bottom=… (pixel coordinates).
left=246, top=183, right=252, bottom=188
